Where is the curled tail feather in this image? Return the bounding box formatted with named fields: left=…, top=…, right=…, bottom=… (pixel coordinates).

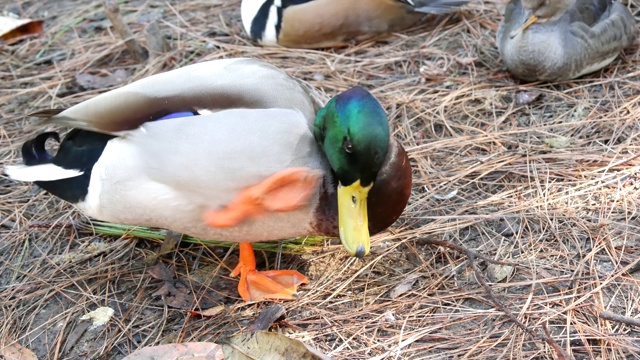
left=4, top=131, right=84, bottom=182
left=22, top=132, right=59, bottom=165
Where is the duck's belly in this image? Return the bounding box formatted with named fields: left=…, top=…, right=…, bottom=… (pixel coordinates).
left=79, top=181, right=317, bottom=242
left=77, top=108, right=329, bottom=242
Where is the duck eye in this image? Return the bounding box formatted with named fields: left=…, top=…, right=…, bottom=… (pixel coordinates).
left=343, top=138, right=354, bottom=153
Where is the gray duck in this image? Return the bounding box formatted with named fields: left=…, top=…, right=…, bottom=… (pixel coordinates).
left=497, top=0, right=637, bottom=81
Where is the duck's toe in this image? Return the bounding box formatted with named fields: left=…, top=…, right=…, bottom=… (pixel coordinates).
left=237, top=269, right=309, bottom=302
left=229, top=242, right=309, bottom=302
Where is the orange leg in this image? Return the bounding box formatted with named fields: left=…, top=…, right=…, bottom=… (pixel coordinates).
left=202, top=168, right=319, bottom=301
left=230, top=243, right=309, bottom=301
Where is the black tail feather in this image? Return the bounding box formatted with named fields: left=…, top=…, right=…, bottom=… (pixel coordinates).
left=18, top=129, right=115, bottom=203
left=21, top=132, right=60, bottom=166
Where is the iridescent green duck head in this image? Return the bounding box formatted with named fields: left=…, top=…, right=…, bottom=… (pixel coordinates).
left=314, top=86, right=390, bottom=258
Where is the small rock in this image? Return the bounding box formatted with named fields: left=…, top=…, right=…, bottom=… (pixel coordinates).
left=515, top=90, right=542, bottom=105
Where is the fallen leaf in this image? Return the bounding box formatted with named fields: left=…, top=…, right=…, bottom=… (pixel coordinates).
left=123, top=342, right=224, bottom=360
left=454, top=56, right=478, bottom=66
left=222, top=331, right=332, bottom=360
left=545, top=136, right=571, bottom=149
left=148, top=262, right=219, bottom=310
left=123, top=332, right=331, bottom=360
left=389, top=274, right=420, bottom=299
left=250, top=305, right=286, bottom=332
left=75, top=69, right=128, bottom=90
left=54, top=240, right=110, bottom=264
left=151, top=277, right=196, bottom=309
left=0, top=14, right=44, bottom=45
left=80, top=306, right=115, bottom=327
left=486, top=264, right=515, bottom=283
left=190, top=264, right=228, bottom=286
left=148, top=262, right=176, bottom=281
left=430, top=189, right=458, bottom=201
left=189, top=305, right=225, bottom=317
left=0, top=342, right=38, bottom=360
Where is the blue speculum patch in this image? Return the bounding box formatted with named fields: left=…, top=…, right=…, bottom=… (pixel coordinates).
left=156, top=111, right=196, bottom=121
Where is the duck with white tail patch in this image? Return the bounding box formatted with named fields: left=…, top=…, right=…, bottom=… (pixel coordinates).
left=4, top=58, right=412, bottom=302
left=241, top=0, right=469, bottom=48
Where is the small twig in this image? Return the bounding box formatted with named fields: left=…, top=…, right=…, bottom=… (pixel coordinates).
left=29, top=220, right=79, bottom=229
left=542, top=323, right=569, bottom=360
left=103, top=0, right=148, bottom=62
left=464, top=248, right=571, bottom=360
left=422, top=237, right=570, bottom=359
left=275, top=241, right=283, bottom=270
left=0, top=215, right=16, bottom=229
left=599, top=310, right=640, bottom=328
left=464, top=249, right=534, bottom=336
left=61, top=320, right=91, bottom=355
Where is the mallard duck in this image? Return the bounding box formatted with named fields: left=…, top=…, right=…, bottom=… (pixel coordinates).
left=4, top=58, right=412, bottom=302
left=497, top=0, right=636, bottom=82
left=241, top=0, right=469, bottom=48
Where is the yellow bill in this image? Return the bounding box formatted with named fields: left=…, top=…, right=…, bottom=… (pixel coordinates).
left=337, top=180, right=372, bottom=258
left=510, top=14, right=538, bottom=39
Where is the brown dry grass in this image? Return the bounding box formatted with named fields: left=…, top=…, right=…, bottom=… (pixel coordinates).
left=2, top=0, right=640, bottom=359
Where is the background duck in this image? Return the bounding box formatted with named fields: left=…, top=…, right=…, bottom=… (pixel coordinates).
left=497, top=0, right=637, bottom=82
left=241, top=0, right=468, bottom=48
left=4, top=58, right=412, bottom=302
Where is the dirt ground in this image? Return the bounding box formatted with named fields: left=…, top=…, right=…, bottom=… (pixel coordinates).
left=1, top=0, right=640, bottom=359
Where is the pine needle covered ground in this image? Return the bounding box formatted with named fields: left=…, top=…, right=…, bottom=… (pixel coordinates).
left=1, top=0, right=640, bottom=359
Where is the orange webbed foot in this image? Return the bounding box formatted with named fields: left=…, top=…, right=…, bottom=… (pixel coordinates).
left=203, top=167, right=321, bottom=228
left=201, top=168, right=317, bottom=301
left=236, top=268, right=309, bottom=302
left=230, top=243, right=308, bottom=302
